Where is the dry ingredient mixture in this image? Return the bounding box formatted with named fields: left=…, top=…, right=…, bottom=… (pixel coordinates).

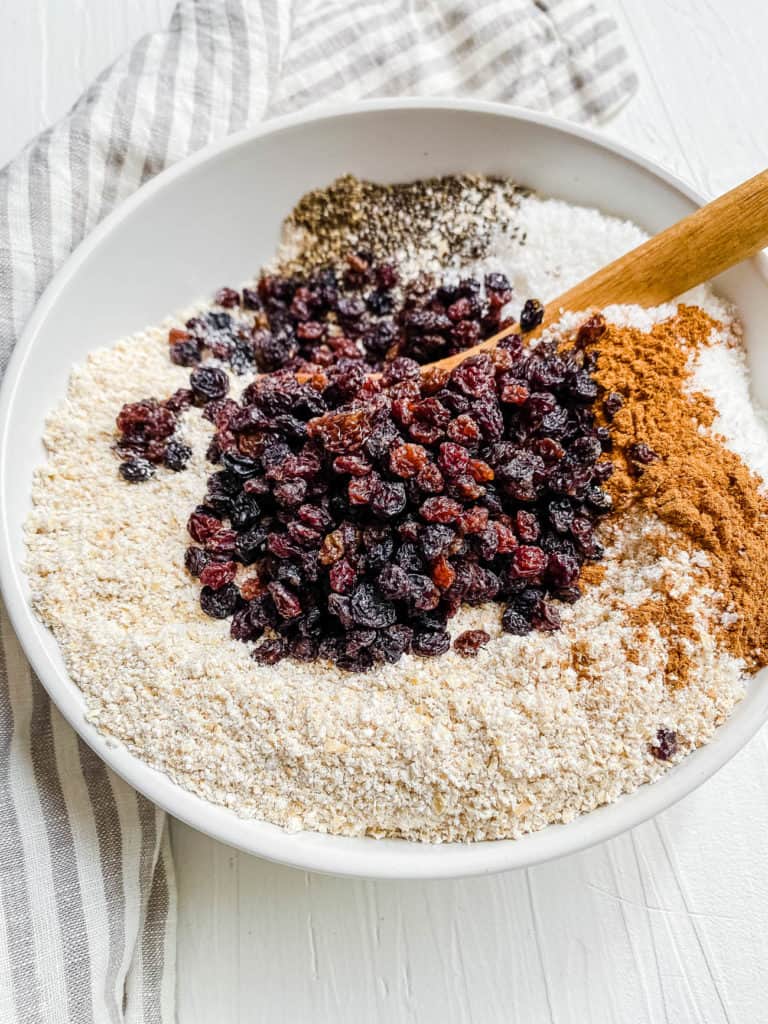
left=24, top=175, right=768, bottom=842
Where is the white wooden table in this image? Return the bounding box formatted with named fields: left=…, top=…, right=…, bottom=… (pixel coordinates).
left=5, top=2, right=768, bottom=1020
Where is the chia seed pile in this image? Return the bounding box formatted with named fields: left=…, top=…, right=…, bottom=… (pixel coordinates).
left=24, top=175, right=768, bottom=842
left=279, top=174, right=529, bottom=281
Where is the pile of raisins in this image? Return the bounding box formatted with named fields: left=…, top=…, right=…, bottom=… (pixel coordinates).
left=115, top=258, right=537, bottom=484
left=116, top=393, right=193, bottom=481
left=178, top=310, right=613, bottom=672
left=164, top=253, right=525, bottom=379
left=115, top=364, right=240, bottom=481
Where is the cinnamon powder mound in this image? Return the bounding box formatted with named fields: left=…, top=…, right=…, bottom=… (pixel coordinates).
left=591, top=305, right=768, bottom=669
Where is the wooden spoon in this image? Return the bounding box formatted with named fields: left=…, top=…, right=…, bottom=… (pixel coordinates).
left=425, top=167, right=768, bottom=375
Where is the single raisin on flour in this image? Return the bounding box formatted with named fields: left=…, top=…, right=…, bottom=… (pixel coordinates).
left=454, top=630, right=491, bottom=656
left=119, top=458, right=155, bottom=483
left=115, top=393, right=192, bottom=480
left=650, top=727, right=678, bottom=761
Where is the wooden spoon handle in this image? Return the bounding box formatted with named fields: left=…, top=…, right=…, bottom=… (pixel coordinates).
left=428, top=167, right=768, bottom=375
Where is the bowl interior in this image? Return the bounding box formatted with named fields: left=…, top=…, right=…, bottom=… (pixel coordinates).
left=3, top=100, right=768, bottom=879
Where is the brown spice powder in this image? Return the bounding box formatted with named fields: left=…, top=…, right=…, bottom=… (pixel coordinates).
left=578, top=562, right=607, bottom=588
left=626, top=595, right=696, bottom=686
left=590, top=305, right=768, bottom=671
left=570, top=639, right=598, bottom=681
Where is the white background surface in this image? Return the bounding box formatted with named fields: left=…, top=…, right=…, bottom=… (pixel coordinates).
left=3, top=2, right=768, bottom=1021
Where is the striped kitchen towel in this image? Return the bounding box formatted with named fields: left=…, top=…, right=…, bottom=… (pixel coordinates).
left=0, top=2, right=636, bottom=1021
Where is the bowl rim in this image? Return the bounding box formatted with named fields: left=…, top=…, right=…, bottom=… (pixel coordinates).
left=2, top=96, right=766, bottom=880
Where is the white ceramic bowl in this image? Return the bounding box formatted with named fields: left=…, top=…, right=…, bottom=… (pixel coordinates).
left=2, top=99, right=768, bottom=880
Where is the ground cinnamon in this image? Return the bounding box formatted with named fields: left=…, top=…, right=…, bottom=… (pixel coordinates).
left=626, top=594, right=696, bottom=686
left=587, top=305, right=768, bottom=671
